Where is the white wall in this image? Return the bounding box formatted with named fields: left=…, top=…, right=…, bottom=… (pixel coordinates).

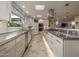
left=0, top=2, right=12, bottom=33
left=0, top=1, right=11, bottom=21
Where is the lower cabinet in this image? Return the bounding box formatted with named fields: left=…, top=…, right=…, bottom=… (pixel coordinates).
left=16, top=34, right=26, bottom=57
left=0, top=33, right=28, bottom=57
left=5, top=46, right=16, bottom=57
left=54, top=38, right=63, bottom=57
left=64, top=40, right=79, bottom=57
left=44, top=32, right=63, bottom=57
left=0, top=39, right=16, bottom=57
left=44, top=32, right=79, bottom=57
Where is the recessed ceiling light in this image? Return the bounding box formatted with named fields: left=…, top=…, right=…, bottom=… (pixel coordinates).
left=22, top=5, right=25, bottom=8
left=71, top=21, right=75, bottom=26
left=26, top=11, right=29, bottom=14
left=35, top=5, right=45, bottom=10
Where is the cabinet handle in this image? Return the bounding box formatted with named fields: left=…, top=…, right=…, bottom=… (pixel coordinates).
left=56, top=39, right=61, bottom=44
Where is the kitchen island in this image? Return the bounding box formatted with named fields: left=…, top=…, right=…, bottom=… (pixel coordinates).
left=43, top=28, right=79, bottom=57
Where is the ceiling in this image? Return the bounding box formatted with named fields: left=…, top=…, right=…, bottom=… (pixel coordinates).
left=15, top=1, right=79, bottom=19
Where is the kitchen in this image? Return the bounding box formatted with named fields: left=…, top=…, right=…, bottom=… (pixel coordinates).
left=0, top=1, right=79, bottom=57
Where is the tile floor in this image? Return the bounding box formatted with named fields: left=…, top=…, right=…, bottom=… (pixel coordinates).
left=23, top=33, right=54, bottom=57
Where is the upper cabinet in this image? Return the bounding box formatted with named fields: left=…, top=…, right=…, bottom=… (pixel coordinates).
left=0, top=1, right=11, bottom=21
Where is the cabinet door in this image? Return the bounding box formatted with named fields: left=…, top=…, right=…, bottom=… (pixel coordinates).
left=16, top=34, right=25, bottom=57
left=5, top=45, right=16, bottom=57
left=0, top=39, right=16, bottom=57
left=54, top=38, right=63, bottom=57
left=64, top=40, right=79, bottom=57
left=44, top=33, right=55, bottom=54
left=47, top=35, right=54, bottom=49
left=44, top=32, right=63, bottom=57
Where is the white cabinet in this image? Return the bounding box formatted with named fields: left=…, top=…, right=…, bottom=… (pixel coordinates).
left=0, top=34, right=26, bottom=57
left=64, top=40, right=79, bottom=57
left=0, top=32, right=29, bottom=57
left=44, top=32, right=63, bottom=57
left=16, top=34, right=25, bottom=57
left=0, top=39, right=16, bottom=57
left=5, top=46, right=16, bottom=57
left=54, top=38, right=63, bottom=57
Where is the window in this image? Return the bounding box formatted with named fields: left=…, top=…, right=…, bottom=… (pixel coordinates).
left=8, top=4, right=25, bottom=27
